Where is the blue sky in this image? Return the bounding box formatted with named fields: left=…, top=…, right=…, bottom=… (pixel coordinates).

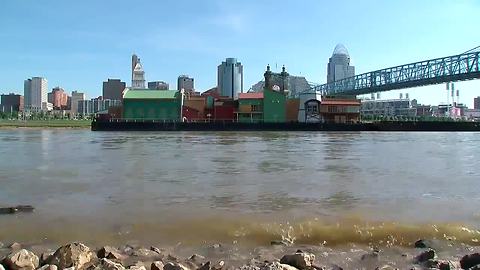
left=1, top=0, right=479, bottom=107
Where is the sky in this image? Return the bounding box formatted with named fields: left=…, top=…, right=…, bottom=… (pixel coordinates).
left=0, top=0, right=479, bottom=107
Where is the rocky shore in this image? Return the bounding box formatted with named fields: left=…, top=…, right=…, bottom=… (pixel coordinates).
left=1, top=240, right=480, bottom=270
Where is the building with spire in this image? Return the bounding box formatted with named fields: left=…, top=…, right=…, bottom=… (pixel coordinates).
left=131, top=54, right=145, bottom=89
left=327, top=44, right=355, bottom=83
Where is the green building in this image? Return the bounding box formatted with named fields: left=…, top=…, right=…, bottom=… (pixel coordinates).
left=236, top=89, right=286, bottom=123
left=263, top=88, right=286, bottom=123
left=122, top=89, right=183, bottom=121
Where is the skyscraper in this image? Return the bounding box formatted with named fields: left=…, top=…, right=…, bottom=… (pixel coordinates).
left=474, top=96, right=480, bottom=110
left=217, top=58, right=243, bottom=99
left=131, top=54, right=146, bottom=89
left=103, top=79, right=126, bottom=100
left=24, top=77, right=48, bottom=112
left=70, top=91, right=86, bottom=115
left=177, top=75, right=194, bottom=92
left=327, top=44, right=355, bottom=83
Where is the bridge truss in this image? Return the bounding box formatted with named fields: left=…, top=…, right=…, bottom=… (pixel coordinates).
left=303, top=47, right=480, bottom=96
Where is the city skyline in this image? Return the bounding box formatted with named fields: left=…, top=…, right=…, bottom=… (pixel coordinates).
left=1, top=0, right=479, bottom=107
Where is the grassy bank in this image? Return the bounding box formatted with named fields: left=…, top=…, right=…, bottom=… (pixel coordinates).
left=0, top=119, right=92, bottom=128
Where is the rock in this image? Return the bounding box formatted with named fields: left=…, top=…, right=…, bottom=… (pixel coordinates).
left=150, top=247, right=164, bottom=255
left=437, top=260, right=453, bottom=270
left=0, top=205, right=34, bottom=215
left=40, top=252, right=54, bottom=266
left=163, top=262, right=190, bottom=270
left=414, top=249, right=436, bottom=263
left=198, top=262, right=210, bottom=270
left=97, top=258, right=126, bottom=270
left=460, top=253, right=480, bottom=269
left=260, top=262, right=299, bottom=270
left=360, top=251, right=379, bottom=261
left=166, top=255, right=179, bottom=263
left=280, top=252, right=315, bottom=270
left=270, top=241, right=289, bottom=247
left=188, top=254, right=205, bottom=264
left=97, top=247, right=125, bottom=262
left=211, top=261, right=224, bottom=270
left=374, top=266, right=396, bottom=270
left=46, top=242, right=95, bottom=270
left=128, top=264, right=146, bottom=270
left=238, top=266, right=260, bottom=270
left=2, top=249, right=39, bottom=270
left=151, top=261, right=165, bottom=270
left=9, top=243, right=22, bottom=250
left=37, top=265, right=58, bottom=270
left=132, top=248, right=157, bottom=258
left=414, top=239, right=431, bottom=248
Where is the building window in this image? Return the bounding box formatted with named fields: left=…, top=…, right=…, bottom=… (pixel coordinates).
left=251, top=105, right=262, bottom=112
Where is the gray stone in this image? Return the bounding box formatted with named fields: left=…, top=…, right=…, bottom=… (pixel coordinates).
left=211, top=261, right=224, bottom=270
left=260, top=262, right=299, bottom=270
left=37, top=265, right=58, bottom=270
left=360, top=251, right=379, bottom=261
left=9, top=243, right=22, bottom=250
left=188, top=254, right=205, bottom=265
left=279, top=252, right=315, bottom=270
left=98, top=258, right=126, bottom=270
left=3, top=249, right=39, bottom=270
left=132, top=248, right=157, bottom=258
left=128, top=265, right=146, bottom=270
left=163, top=262, right=190, bottom=270
left=414, top=249, right=436, bottom=263
left=461, top=253, right=480, bottom=269
left=374, top=266, right=395, bottom=270
left=151, top=261, right=164, bottom=270
left=97, top=247, right=125, bottom=262
left=238, top=265, right=260, bottom=270
left=40, top=252, right=54, bottom=266
left=150, top=247, right=164, bottom=255
left=197, top=262, right=210, bottom=270
left=46, top=242, right=95, bottom=270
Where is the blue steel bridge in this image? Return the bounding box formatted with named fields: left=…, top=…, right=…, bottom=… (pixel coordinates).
left=300, top=46, right=480, bottom=96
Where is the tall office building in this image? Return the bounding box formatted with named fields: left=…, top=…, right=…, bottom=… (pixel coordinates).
left=177, top=75, right=194, bottom=92
left=48, top=87, right=68, bottom=109
left=327, top=44, right=355, bottom=83
left=24, top=77, right=48, bottom=111
left=132, top=54, right=146, bottom=89
left=103, top=79, right=126, bottom=100
left=217, top=58, right=243, bottom=99
left=474, top=97, right=480, bottom=110
left=1, top=93, right=24, bottom=113
left=148, top=81, right=169, bottom=90
left=71, top=91, right=86, bottom=115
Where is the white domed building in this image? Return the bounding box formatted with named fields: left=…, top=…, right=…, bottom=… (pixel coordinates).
left=327, top=44, right=355, bottom=83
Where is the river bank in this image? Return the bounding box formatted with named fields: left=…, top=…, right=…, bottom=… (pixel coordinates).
left=0, top=120, right=91, bottom=128
left=0, top=240, right=479, bottom=270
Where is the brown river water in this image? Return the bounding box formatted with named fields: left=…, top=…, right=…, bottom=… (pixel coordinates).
left=1, top=130, right=480, bottom=252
